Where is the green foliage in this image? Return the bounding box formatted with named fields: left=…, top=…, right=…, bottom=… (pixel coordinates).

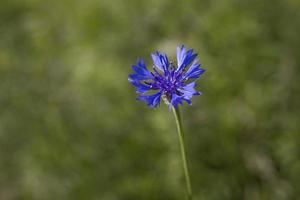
left=0, top=0, right=300, bottom=199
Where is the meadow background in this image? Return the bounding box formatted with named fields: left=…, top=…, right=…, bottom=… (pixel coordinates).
left=1, top=0, right=300, bottom=199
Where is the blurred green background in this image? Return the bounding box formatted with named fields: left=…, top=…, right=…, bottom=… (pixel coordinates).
left=1, top=0, right=300, bottom=199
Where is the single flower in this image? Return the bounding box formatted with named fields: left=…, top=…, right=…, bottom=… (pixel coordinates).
left=128, top=45, right=205, bottom=108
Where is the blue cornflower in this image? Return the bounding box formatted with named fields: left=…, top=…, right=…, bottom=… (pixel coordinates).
left=128, top=45, right=205, bottom=108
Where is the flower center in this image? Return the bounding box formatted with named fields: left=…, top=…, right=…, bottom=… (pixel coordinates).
left=161, top=73, right=183, bottom=98
left=150, top=63, right=184, bottom=97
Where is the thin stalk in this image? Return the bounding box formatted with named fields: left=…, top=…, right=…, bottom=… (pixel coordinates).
left=172, top=106, right=193, bottom=200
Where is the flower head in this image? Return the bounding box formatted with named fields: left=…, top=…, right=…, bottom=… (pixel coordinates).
left=128, top=45, right=205, bottom=108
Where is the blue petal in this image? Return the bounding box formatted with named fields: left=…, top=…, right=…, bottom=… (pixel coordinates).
left=137, top=59, right=147, bottom=69
left=130, top=59, right=154, bottom=81
left=176, top=45, right=198, bottom=72
left=138, top=92, right=162, bottom=107
left=128, top=73, right=152, bottom=81
left=151, top=52, right=169, bottom=73
left=178, top=82, right=201, bottom=98
left=182, top=62, right=205, bottom=80
left=128, top=78, right=152, bottom=94
left=176, top=45, right=187, bottom=68
left=170, top=82, right=199, bottom=109
left=170, top=93, right=185, bottom=109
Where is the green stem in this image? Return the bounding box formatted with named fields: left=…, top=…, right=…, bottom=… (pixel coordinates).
left=172, top=106, right=193, bottom=200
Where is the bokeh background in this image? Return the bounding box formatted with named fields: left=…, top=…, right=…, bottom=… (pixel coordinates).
left=1, top=0, right=300, bottom=199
